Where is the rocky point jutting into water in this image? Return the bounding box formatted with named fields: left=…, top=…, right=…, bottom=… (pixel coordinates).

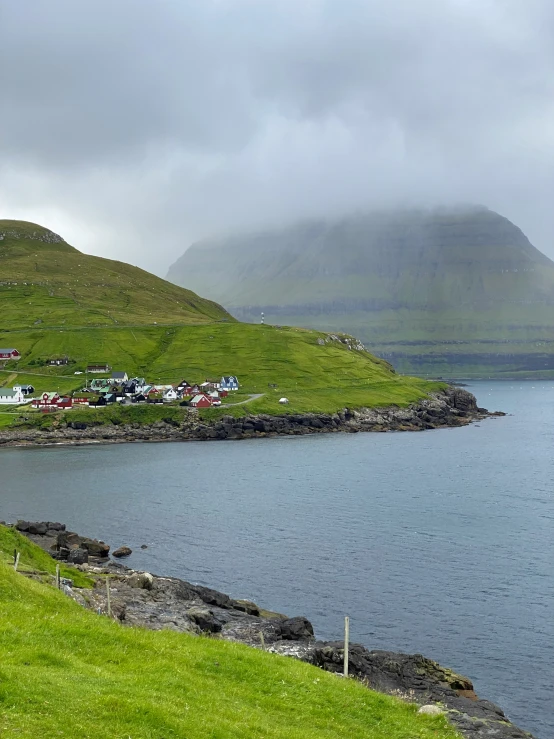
left=0, top=387, right=502, bottom=447
left=10, top=519, right=532, bottom=739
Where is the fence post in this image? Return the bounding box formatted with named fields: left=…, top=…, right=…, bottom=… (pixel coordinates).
left=56, top=563, right=60, bottom=589
left=106, top=577, right=111, bottom=617
left=259, top=631, right=265, bottom=651
left=344, top=616, right=350, bottom=678
left=14, top=552, right=20, bottom=572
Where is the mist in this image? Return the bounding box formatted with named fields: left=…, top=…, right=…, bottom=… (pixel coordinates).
left=2, top=0, right=554, bottom=274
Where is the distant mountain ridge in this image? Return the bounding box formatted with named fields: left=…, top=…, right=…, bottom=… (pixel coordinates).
left=0, top=219, right=231, bottom=329
left=167, top=207, right=554, bottom=377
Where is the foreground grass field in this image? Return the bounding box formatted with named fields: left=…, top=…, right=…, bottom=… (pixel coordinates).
left=0, top=323, right=442, bottom=426
left=0, top=533, right=459, bottom=739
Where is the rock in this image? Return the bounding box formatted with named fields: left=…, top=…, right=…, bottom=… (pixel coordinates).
left=279, top=616, right=314, bottom=641
left=418, top=705, right=444, bottom=715
left=81, top=537, right=110, bottom=558
left=67, top=548, right=89, bottom=564
left=128, top=572, right=154, bottom=590
left=140, top=544, right=148, bottom=549
left=27, top=522, right=48, bottom=535
left=112, top=546, right=132, bottom=558
left=186, top=607, right=223, bottom=633
left=16, top=520, right=31, bottom=532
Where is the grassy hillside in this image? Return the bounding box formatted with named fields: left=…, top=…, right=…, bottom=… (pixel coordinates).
left=0, top=323, right=439, bottom=422
left=0, top=532, right=459, bottom=739
left=0, top=219, right=231, bottom=328
left=167, top=207, right=554, bottom=378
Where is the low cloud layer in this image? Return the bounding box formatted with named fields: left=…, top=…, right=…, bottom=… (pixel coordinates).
left=2, top=0, right=554, bottom=273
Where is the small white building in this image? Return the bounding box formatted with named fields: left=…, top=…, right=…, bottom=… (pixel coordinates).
left=0, top=387, right=25, bottom=405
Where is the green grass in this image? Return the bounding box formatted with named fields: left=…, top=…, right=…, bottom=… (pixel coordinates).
left=0, top=323, right=443, bottom=430
left=0, top=525, right=93, bottom=588
left=0, top=219, right=231, bottom=329
left=0, top=557, right=459, bottom=738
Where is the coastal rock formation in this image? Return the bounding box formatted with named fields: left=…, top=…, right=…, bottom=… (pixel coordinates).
left=0, top=388, right=499, bottom=448
left=11, top=522, right=532, bottom=739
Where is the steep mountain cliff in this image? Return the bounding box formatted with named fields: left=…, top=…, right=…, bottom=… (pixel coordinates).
left=167, top=207, right=554, bottom=377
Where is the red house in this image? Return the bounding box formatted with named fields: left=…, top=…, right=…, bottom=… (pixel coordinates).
left=0, top=348, right=21, bottom=361
left=56, top=396, right=73, bottom=409
left=32, top=392, right=61, bottom=408
left=190, top=394, right=213, bottom=408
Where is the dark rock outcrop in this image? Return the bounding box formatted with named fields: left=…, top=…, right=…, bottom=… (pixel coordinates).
left=112, top=546, right=132, bottom=558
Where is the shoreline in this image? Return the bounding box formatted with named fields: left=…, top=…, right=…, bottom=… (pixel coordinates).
left=9, top=519, right=533, bottom=739
left=0, top=387, right=504, bottom=449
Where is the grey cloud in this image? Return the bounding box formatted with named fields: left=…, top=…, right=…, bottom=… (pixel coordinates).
left=1, top=0, right=554, bottom=273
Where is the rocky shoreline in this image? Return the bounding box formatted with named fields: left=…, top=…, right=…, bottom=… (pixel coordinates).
left=0, top=387, right=503, bottom=448
left=12, top=519, right=532, bottom=739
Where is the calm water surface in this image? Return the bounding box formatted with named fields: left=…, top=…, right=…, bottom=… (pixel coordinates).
left=1, top=381, right=553, bottom=737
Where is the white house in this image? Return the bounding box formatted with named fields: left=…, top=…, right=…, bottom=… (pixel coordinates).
left=163, top=388, right=179, bottom=402
left=0, top=387, right=25, bottom=405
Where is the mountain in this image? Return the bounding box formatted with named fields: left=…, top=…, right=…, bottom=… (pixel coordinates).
left=0, top=219, right=231, bottom=329
left=167, top=207, right=554, bottom=377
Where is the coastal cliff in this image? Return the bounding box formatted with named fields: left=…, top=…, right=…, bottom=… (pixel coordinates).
left=11, top=520, right=532, bottom=739
left=0, top=387, right=500, bottom=447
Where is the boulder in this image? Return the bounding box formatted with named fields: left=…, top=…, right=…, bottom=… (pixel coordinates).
left=186, top=607, right=223, bottom=633
left=112, top=546, right=132, bottom=558
left=27, top=522, right=48, bottom=535
left=81, top=537, right=110, bottom=558
left=67, top=548, right=89, bottom=565
left=418, top=705, right=443, bottom=716
left=16, top=520, right=31, bottom=532
left=279, top=616, right=314, bottom=641
left=128, top=572, right=154, bottom=590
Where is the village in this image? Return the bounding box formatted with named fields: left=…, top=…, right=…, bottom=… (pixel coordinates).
left=0, top=349, right=240, bottom=411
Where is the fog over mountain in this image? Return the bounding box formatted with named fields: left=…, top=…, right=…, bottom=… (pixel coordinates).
left=2, top=0, right=554, bottom=273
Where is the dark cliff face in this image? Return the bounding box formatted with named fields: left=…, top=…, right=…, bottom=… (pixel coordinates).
left=166, top=207, right=554, bottom=377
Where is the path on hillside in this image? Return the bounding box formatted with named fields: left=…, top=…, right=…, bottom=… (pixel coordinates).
left=223, top=393, right=264, bottom=407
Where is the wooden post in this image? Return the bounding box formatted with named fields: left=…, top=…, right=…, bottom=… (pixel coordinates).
left=14, top=552, right=20, bottom=572
left=344, top=616, right=350, bottom=678
left=106, top=577, right=111, bottom=617
left=56, top=564, right=60, bottom=589
left=259, top=631, right=265, bottom=651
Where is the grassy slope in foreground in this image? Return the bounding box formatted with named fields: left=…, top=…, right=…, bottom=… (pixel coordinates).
left=0, top=219, right=231, bottom=328
left=0, top=323, right=441, bottom=423
left=0, top=536, right=459, bottom=739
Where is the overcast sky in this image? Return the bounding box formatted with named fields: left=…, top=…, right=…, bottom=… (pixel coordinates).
left=2, top=0, right=554, bottom=274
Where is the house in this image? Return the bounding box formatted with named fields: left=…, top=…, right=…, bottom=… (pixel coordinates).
left=220, top=376, right=239, bottom=391
left=87, top=364, right=111, bottom=373
left=88, top=396, right=107, bottom=407
left=110, top=371, right=128, bottom=383
left=0, top=387, right=25, bottom=405
left=132, top=393, right=147, bottom=403
left=176, top=380, right=191, bottom=390
left=48, top=357, right=69, bottom=366
left=56, top=396, right=73, bottom=409
left=32, top=392, right=61, bottom=408
left=190, top=394, right=213, bottom=408
left=71, top=396, right=90, bottom=406
left=17, top=384, right=35, bottom=396
left=122, top=380, right=138, bottom=395
left=201, top=380, right=219, bottom=391
left=0, top=349, right=21, bottom=361
left=163, top=388, right=179, bottom=402
left=219, top=389, right=228, bottom=398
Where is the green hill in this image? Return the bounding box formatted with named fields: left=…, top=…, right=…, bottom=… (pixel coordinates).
left=0, top=220, right=447, bottom=423
left=167, top=207, right=554, bottom=378
left=0, top=219, right=231, bottom=328
left=0, top=529, right=458, bottom=739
